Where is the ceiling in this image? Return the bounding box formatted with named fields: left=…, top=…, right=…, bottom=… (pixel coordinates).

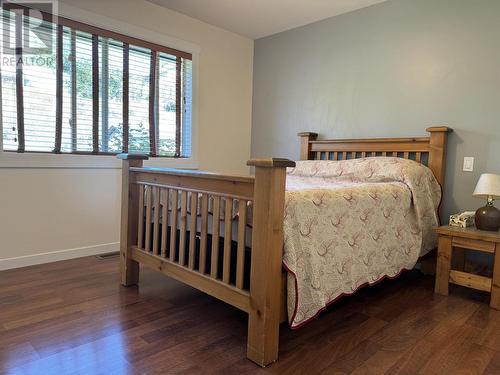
left=147, top=0, right=387, bottom=39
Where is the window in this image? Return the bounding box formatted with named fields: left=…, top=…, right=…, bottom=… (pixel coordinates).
left=0, top=5, right=193, bottom=157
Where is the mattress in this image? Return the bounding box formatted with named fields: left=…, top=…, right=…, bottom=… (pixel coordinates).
left=283, top=158, right=441, bottom=327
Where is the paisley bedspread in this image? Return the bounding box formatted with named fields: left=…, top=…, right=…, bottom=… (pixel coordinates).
left=283, top=158, right=441, bottom=328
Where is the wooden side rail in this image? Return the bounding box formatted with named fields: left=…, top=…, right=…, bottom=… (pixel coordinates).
left=118, top=154, right=295, bottom=367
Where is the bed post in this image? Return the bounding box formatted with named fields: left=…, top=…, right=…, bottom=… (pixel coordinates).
left=426, top=126, right=452, bottom=187
left=297, top=132, right=318, bottom=160
left=420, top=127, right=452, bottom=275
left=118, top=153, right=149, bottom=286
left=246, top=158, right=296, bottom=367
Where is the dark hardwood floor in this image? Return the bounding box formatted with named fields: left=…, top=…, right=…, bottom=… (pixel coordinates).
left=1, top=256, right=499, bottom=375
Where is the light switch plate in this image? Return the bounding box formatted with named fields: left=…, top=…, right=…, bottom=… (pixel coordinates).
left=463, top=157, right=474, bottom=172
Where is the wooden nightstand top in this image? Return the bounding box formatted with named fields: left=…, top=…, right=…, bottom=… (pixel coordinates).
left=434, top=225, right=500, bottom=243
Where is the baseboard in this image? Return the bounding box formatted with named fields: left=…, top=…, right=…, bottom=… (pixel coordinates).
left=0, top=242, right=119, bottom=271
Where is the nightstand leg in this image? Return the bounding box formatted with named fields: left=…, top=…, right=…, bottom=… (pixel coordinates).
left=435, top=235, right=452, bottom=296
left=491, top=244, right=500, bottom=310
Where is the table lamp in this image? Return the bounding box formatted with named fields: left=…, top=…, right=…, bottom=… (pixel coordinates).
left=473, top=173, right=500, bottom=231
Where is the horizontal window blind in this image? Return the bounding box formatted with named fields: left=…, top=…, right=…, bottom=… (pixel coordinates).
left=0, top=5, right=192, bottom=157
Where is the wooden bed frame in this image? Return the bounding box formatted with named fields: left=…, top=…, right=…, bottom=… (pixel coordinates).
left=118, top=126, right=451, bottom=367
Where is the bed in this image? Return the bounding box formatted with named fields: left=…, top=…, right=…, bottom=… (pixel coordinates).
left=118, top=126, right=451, bottom=366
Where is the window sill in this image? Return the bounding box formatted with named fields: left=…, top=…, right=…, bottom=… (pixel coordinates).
left=0, top=151, right=199, bottom=170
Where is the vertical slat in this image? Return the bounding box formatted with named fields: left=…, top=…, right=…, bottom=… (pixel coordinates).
left=70, top=30, right=77, bottom=152
left=169, top=190, right=179, bottom=261
left=223, top=198, right=233, bottom=283
left=54, top=24, right=63, bottom=153
left=122, top=43, right=129, bottom=152
left=188, top=192, right=198, bottom=269
left=210, top=196, right=221, bottom=278
left=236, top=201, right=247, bottom=289
left=154, top=56, right=160, bottom=150
left=315, top=151, right=321, bottom=160
left=152, top=187, right=161, bottom=255
left=92, top=34, right=99, bottom=153
left=160, top=188, right=169, bottom=258
left=416, top=152, right=422, bottom=163
left=199, top=194, right=209, bottom=274
left=101, top=38, right=109, bottom=152
left=137, top=185, right=145, bottom=249
left=178, top=191, right=188, bottom=264
left=382, top=151, right=387, bottom=156
left=144, top=186, right=152, bottom=252
left=404, top=152, right=409, bottom=159
left=149, top=51, right=158, bottom=156
left=333, top=151, right=338, bottom=160
left=342, top=152, right=347, bottom=160
left=175, top=56, right=182, bottom=157
left=361, top=152, right=366, bottom=158
left=15, top=11, right=24, bottom=152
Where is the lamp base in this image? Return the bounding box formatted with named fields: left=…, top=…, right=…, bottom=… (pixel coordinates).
left=475, top=205, right=500, bottom=231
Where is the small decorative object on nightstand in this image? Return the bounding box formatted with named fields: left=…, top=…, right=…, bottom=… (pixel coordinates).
left=449, top=211, right=475, bottom=228
left=434, top=225, right=500, bottom=310
left=473, top=173, right=500, bottom=231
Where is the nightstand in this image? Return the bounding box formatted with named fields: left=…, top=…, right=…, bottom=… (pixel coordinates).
left=434, top=225, right=500, bottom=309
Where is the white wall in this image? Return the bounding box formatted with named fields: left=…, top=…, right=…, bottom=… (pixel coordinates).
left=0, top=168, right=122, bottom=266
left=0, top=0, right=254, bottom=269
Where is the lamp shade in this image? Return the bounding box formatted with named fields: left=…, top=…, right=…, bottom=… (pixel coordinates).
left=473, top=173, right=500, bottom=199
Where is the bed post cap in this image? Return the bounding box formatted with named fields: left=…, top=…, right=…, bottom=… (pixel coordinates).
left=426, top=126, right=453, bottom=133
left=247, top=158, right=296, bottom=168
left=297, top=132, right=319, bottom=138
left=117, top=153, right=149, bottom=160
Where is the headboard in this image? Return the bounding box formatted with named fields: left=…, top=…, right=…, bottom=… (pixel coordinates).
left=298, top=126, right=452, bottom=187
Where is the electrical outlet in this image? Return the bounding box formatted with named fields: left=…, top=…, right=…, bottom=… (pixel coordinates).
left=463, top=157, right=474, bottom=172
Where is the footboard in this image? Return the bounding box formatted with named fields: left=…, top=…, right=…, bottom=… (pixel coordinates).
left=118, top=154, right=295, bottom=367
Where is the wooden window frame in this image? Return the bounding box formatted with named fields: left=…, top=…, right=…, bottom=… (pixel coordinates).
left=14, top=10, right=25, bottom=153
left=1, top=4, right=192, bottom=158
